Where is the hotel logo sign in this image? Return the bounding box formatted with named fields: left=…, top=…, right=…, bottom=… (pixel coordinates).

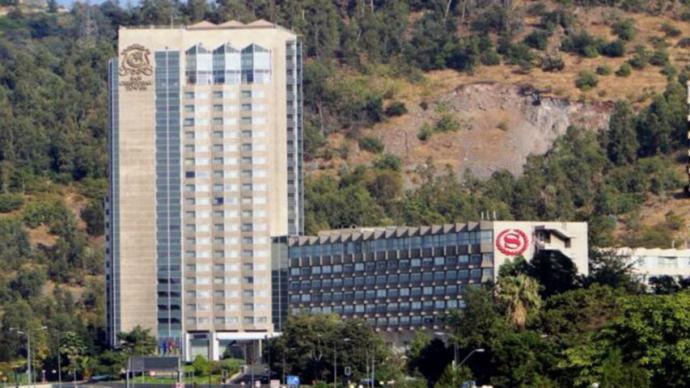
left=118, top=44, right=153, bottom=91
left=496, top=229, right=529, bottom=256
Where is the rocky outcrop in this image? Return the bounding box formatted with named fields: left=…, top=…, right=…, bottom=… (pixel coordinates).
left=377, top=82, right=612, bottom=179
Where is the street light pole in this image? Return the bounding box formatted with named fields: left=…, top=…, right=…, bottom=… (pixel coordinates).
left=333, top=338, right=350, bottom=388
left=27, top=331, right=32, bottom=388
left=56, top=330, right=62, bottom=387
left=10, top=329, right=30, bottom=387
left=458, top=348, right=485, bottom=368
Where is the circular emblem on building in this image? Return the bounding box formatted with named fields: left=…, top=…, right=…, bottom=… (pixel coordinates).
left=496, top=229, right=529, bottom=256
left=118, top=44, right=153, bottom=76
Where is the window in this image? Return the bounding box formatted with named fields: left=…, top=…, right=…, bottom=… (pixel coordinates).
left=241, top=90, right=252, bottom=98
left=212, top=91, right=223, bottom=99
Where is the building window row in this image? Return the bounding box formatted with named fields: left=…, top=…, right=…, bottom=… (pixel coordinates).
left=290, top=255, right=491, bottom=273
left=289, top=231, right=493, bottom=258
left=186, top=43, right=271, bottom=85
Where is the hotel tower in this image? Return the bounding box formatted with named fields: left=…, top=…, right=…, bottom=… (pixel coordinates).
left=105, top=20, right=303, bottom=360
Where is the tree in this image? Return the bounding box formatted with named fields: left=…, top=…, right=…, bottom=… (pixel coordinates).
left=529, top=250, right=579, bottom=298
left=606, top=101, right=639, bottom=165
left=434, top=365, right=473, bottom=388
left=10, top=267, right=47, bottom=300
left=648, top=275, right=681, bottom=294
left=60, top=331, right=86, bottom=381
left=539, top=285, right=622, bottom=347
left=601, top=292, right=690, bottom=387
left=268, top=315, right=393, bottom=384
left=408, top=338, right=452, bottom=387
left=488, top=331, right=558, bottom=387
left=192, top=355, right=211, bottom=376
left=450, top=286, right=506, bottom=350
left=117, top=326, right=156, bottom=355
left=598, top=350, right=650, bottom=388
left=586, top=249, right=643, bottom=292
left=496, top=274, right=542, bottom=330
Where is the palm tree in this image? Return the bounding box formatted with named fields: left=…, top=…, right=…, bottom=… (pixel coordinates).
left=496, top=274, right=542, bottom=330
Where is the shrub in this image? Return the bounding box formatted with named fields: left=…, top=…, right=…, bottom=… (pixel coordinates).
left=22, top=199, right=71, bottom=229
left=616, top=63, right=632, bottom=77
left=526, top=2, right=547, bottom=16
left=541, top=9, right=575, bottom=31
left=601, top=40, right=626, bottom=57
left=561, top=31, right=604, bottom=57
left=417, top=123, right=433, bottom=141
left=648, top=36, right=669, bottom=49
left=661, top=63, right=677, bottom=79
left=628, top=45, right=650, bottom=69
left=497, top=120, right=509, bottom=131
left=524, top=29, right=551, bottom=50
left=499, top=39, right=535, bottom=65
left=541, top=54, right=565, bottom=72
left=649, top=50, right=669, bottom=66
left=661, top=22, right=681, bottom=37
left=575, top=71, right=598, bottom=91
left=373, top=153, right=402, bottom=171
left=612, top=18, right=636, bottom=41
left=677, top=37, right=690, bottom=48
left=81, top=200, right=104, bottom=236
left=419, top=101, right=429, bottom=110
left=596, top=65, right=612, bottom=76
left=435, top=113, right=461, bottom=132
left=481, top=49, right=501, bottom=65
left=385, top=101, right=407, bottom=117
left=358, top=136, right=384, bottom=154
left=0, top=193, right=24, bottom=213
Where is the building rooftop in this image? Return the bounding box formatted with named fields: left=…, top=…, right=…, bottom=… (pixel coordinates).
left=612, top=247, right=690, bottom=257
left=120, top=19, right=293, bottom=33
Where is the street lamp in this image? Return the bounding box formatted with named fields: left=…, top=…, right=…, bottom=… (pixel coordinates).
left=458, top=348, right=485, bottom=368
left=334, top=338, right=351, bottom=388
left=9, top=328, right=28, bottom=387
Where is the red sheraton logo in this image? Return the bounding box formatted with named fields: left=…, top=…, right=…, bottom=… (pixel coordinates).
left=496, top=229, right=529, bottom=256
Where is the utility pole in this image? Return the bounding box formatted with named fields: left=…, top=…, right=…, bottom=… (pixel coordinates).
left=57, top=331, right=62, bottom=387
left=27, top=331, right=32, bottom=388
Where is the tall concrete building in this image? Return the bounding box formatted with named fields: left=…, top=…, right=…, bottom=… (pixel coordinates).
left=106, top=20, right=303, bottom=360
left=274, top=221, right=588, bottom=346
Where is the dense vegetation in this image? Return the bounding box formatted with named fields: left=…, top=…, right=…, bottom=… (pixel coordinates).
left=272, top=257, right=690, bottom=387
left=1, top=0, right=690, bottom=385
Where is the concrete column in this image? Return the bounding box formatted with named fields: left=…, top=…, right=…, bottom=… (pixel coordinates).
left=211, top=331, right=220, bottom=361
left=184, top=332, right=192, bottom=362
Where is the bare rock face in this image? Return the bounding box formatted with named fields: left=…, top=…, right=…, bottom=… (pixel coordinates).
left=379, top=82, right=612, bottom=179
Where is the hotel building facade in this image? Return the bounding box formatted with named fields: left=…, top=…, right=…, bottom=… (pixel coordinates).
left=273, top=221, right=588, bottom=345
left=609, top=247, right=690, bottom=288
left=105, top=20, right=303, bottom=360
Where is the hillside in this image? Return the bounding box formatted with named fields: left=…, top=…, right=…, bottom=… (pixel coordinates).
left=0, top=0, right=689, bottom=373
